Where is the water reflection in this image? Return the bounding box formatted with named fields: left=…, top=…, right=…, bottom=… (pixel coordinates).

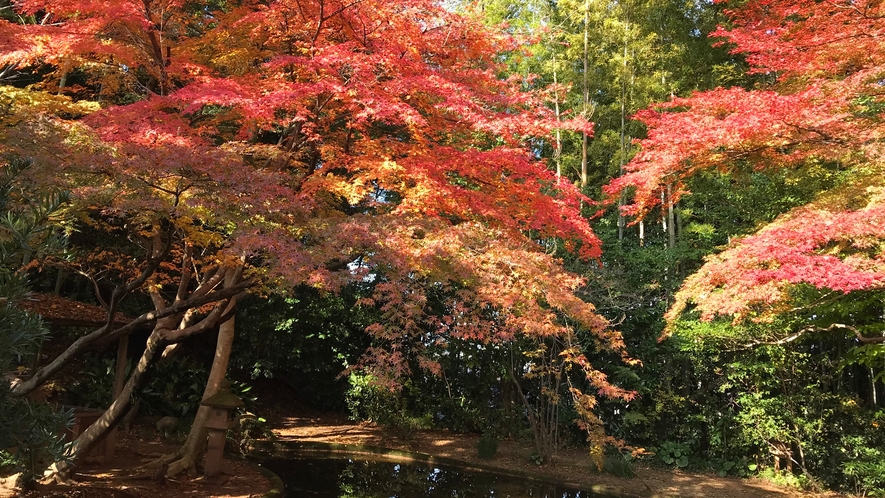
left=258, top=455, right=611, bottom=497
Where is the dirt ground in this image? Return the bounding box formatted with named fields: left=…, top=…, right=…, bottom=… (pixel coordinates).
left=0, top=428, right=272, bottom=498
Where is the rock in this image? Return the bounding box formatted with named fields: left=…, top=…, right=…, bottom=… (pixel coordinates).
left=156, top=416, right=179, bottom=433
left=0, top=472, right=22, bottom=497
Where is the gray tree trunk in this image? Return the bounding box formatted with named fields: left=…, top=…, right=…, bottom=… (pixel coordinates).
left=166, top=264, right=243, bottom=477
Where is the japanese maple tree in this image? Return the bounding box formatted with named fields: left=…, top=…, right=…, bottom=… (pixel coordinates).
left=608, top=0, right=885, bottom=338
left=2, top=0, right=632, bottom=474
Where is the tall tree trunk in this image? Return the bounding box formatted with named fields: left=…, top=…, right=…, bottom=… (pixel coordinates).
left=618, top=17, right=628, bottom=241
left=675, top=200, right=684, bottom=276
left=552, top=47, right=562, bottom=180
left=661, top=188, right=667, bottom=238
left=667, top=184, right=676, bottom=250
left=580, top=0, right=590, bottom=190
left=165, top=264, right=244, bottom=477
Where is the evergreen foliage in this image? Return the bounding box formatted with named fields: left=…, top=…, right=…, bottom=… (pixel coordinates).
left=0, top=157, right=72, bottom=486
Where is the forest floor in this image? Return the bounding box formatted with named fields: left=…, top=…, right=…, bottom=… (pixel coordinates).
left=0, top=428, right=271, bottom=498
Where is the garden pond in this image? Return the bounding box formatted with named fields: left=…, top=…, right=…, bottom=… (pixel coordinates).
left=256, top=454, right=617, bottom=498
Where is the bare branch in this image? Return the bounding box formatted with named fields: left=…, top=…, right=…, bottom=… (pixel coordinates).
left=11, top=278, right=254, bottom=396
left=732, top=322, right=885, bottom=351
left=174, top=243, right=194, bottom=303
left=161, top=302, right=227, bottom=342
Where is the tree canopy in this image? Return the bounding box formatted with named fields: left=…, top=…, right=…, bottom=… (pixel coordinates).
left=1, top=0, right=634, bottom=472
left=2, top=0, right=883, bottom=493
left=609, top=0, right=885, bottom=331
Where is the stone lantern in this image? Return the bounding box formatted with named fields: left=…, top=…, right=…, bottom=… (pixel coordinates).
left=200, top=379, right=244, bottom=478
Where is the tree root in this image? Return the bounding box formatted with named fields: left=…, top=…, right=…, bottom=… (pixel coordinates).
left=145, top=445, right=204, bottom=479
left=164, top=453, right=199, bottom=478
left=137, top=450, right=181, bottom=474
left=40, top=461, right=72, bottom=485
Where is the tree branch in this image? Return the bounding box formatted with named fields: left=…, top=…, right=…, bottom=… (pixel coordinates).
left=103, top=223, right=175, bottom=327
left=161, top=302, right=227, bottom=342
left=734, top=322, right=885, bottom=351
left=10, top=278, right=254, bottom=396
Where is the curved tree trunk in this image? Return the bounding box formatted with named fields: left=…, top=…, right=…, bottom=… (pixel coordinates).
left=166, top=265, right=243, bottom=478
left=49, top=329, right=167, bottom=479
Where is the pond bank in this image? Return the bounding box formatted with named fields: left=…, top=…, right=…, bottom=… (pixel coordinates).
left=269, top=412, right=845, bottom=498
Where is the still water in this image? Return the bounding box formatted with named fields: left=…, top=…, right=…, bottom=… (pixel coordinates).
left=257, top=455, right=612, bottom=498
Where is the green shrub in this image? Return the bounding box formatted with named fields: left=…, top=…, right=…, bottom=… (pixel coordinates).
left=602, top=453, right=636, bottom=477
left=0, top=393, right=72, bottom=485
left=476, top=434, right=499, bottom=459
left=0, top=157, right=73, bottom=488
left=707, top=456, right=753, bottom=477
left=66, top=354, right=258, bottom=419
left=841, top=435, right=885, bottom=496
left=63, top=353, right=118, bottom=409
left=654, top=441, right=691, bottom=468
left=345, top=372, right=431, bottom=433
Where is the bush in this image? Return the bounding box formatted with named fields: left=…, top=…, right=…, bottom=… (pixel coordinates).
left=345, top=373, right=431, bottom=433
left=0, top=391, right=72, bottom=485
left=602, top=453, right=636, bottom=477
left=654, top=441, right=691, bottom=468
left=0, top=157, right=73, bottom=487
left=65, top=353, right=258, bottom=420
left=841, top=434, right=885, bottom=497
left=476, top=434, right=499, bottom=459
